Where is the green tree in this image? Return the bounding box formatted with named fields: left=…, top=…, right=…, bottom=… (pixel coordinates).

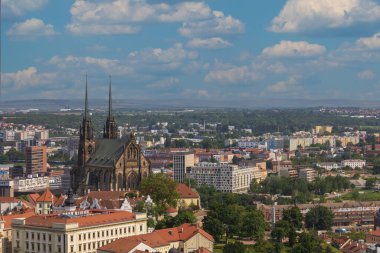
left=223, top=242, right=246, bottom=253
left=203, top=216, right=225, bottom=243
left=291, top=232, right=320, bottom=253
left=241, top=209, right=267, bottom=241
left=173, top=210, right=196, bottom=226
left=139, top=173, right=179, bottom=213
left=6, top=148, right=24, bottom=162
left=365, top=178, right=377, bottom=189
left=305, top=206, right=334, bottom=230
left=282, top=206, right=303, bottom=230
left=271, top=220, right=291, bottom=242
left=0, top=154, right=10, bottom=164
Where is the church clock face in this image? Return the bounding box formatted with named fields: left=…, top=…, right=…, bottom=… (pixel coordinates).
left=88, top=145, right=93, bottom=154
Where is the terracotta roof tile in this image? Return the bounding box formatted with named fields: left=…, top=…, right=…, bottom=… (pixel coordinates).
left=36, top=189, right=56, bottom=203
left=176, top=184, right=199, bottom=199
left=23, top=210, right=136, bottom=228
left=98, top=223, right=214, bottom=253
left=1, top=210, right=35, bottom=230
left=27, top=193, right=40, bottom=205
left=0, top=197, right=19, bottom=203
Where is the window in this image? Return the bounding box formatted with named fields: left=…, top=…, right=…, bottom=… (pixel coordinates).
left=124, top=228, right=126, bottom=233
left=49, top=234, right=52, bottom=241
left=84, top=233, right=86, bottom=240
left=43, top=244, right=46, bottom=251
left=58, top=245, right=61, bottom=253
left=43, top=234, right=46, bottom=241
left=57, top=235, right=61, bottom=243
left=16, top=241, right=20, bottom=248
left=133, top=227, right=135, bottom=232
left=71, top=246, right=74, bottom=252
left=98, top=231, right=100, bottom=237
left=49, top=244, right=52, bottom=252
left=128, top=227, right=130, bottom=233
left=79, top=234, right=81, bottom=240
left=37, top=233, right=40, bottom=240
left=79, top=245, right=82, bottom=251
left=31, top=232, right=34, bottom=240
left=140, top=225, right=143, bottom=232
left=25, top=242, right=29, bottom=249
left=70, top=235, right=73, bottom=242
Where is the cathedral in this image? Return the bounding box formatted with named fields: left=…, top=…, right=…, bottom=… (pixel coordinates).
left=71, top=78, right=151, bottom=194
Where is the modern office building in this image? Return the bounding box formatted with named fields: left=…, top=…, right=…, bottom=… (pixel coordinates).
left=188, top=163, right=259, bottom=193
left=173, top=152, right=194, bottom=183
left=25, top=146, right=47, bottom=175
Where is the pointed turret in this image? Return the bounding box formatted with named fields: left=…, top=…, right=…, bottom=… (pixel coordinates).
left=104, top=75, right=117, bottom=139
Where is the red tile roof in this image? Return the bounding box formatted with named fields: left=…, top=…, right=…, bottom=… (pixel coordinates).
left=1, top=210, right=35, bottom=229
left=27, top=193, right=40, bottom=205
left=99, top=223, right=214, bottom=253
left=36, top=189, right=56, bottom=203
left=0, top=197, right=19, bottom=203
left=23, top=210, right=136, bottom=228
left=176, top=184, right=199, bottom=199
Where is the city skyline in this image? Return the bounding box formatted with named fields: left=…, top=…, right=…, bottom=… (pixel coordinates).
left=1, top=0, right=380, bottom=103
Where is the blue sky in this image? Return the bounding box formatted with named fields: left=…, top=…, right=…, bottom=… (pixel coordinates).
left=1, top=0, right=380, bottom=102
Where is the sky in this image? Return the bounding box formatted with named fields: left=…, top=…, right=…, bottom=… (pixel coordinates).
left=1, top=0, right=380, bottom=103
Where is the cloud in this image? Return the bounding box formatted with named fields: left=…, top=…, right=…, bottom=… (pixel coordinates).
left=67, top=0, right=212, bottom=35
left=270, top=0, right=380, bottom=33
left=146, top=77, right=180, bottom=88
left=357, top=70, right=375, bottom=80
left=205, top=65, right=259, bottom=84
left=267, top=75, right=300, bottom=93
left=197, top=89, right=209, bottom=97
left=1, top=67, right=56, bottom=88
left=187, top=37, right=232, bottom=49
left=2, top=0, right=48, bottom=18
left=262, top=41, right=327, bottom=57
left=7, top=18, right=57, bottom=37
left=357, top=33, right=380, bottom=49
left=179, top=11, right=244, bottom=38
left=48, top=55, right=132, bottom=75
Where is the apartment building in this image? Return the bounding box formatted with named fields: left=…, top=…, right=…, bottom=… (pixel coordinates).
left=173, top=152, right=195, bottom=183
left=341, top=159, right=366, bottom=169
left=188, top=163, right=258, bottom=193
left=25, top=146, right=47, bottom=175
left=12, top=210, right=148, bottom=253
left=298, top=168, right=316, bottom=182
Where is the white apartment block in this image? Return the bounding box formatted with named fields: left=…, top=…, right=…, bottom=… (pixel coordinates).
left=237, top=141, right=267, bottom=150
left=316, top=162, right=341, bottom=171
left=341, top=159, right=366, bottom=169
left=12, top=210, right=148, bottom=253
left=188, top=163, right=259, bottom=193
left=13, top=176, right=49, bottom=192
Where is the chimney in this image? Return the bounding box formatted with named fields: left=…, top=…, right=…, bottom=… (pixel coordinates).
left=180, top=228, right=184, bottom=233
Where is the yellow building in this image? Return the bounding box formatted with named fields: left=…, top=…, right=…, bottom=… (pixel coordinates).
left=315, top=126, right=333, bottom=134
left=176, top=184, right=201, bottom=209
left=12, top=210, right=148, bottom=253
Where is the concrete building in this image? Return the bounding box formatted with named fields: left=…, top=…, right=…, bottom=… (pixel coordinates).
left=189, top=163, right=258, bottom=193
left=314, top=126, right=333, bottom=134
left=173, top=152, right=195, bottom=183
left=289, top=137, right=313, bottom=151
left=25, top=146, right=47, bottom=175
left=0, top=180, right=14, bottom=197
left=316, top=162, right=341, bottom=171
left=298, top=168, right=316, bottom=182
left=12, top=210, right=148, bottom=253
left=13, top=176, right=49, bottom=193
left=279, top=167, right=299, bottom=179
left=341, top=159, right=366, bottom=169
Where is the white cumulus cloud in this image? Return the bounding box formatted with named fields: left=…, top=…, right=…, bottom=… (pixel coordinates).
left=67, top=0, right=212, bottom=35
left=270, top=0, right=380, bottom=33
left=2, top=0, right=48, bottom=18
left=358, top=70, right=375, bottom=80
left=268, top=76, right=300, bottom=93
left=187, top=37, right=232, bottom=49
left=357, top=33, right=380, bottom=49
left=205, top=66, right=259, bottom=84
left=1, top=67, right=56, bottom=88
left=262, top=41, right=326, bottom=57
left=7, top=18, right=57, bottom=37
left=179, top=11, right=244, bottom=38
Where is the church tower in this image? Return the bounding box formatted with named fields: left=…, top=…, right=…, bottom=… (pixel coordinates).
left=77, top=77, right=96, bottom=170
left=103, top=76, right=118, bottom=139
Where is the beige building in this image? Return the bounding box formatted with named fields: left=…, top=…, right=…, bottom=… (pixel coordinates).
left=11, top=210, right=148, bottom=253
left=176, top=183, right=201, bottom=209
left=314, top=126, right=333, bottom=134
left=97, top=223, right=214, bottom=253
left=289, top=137, right=313, bottom=151
left=298, top=168, right=316, bottom=182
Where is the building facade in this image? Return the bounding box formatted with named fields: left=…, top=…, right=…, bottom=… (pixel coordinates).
left=71, top=81, right=151, bottom=194
left=173, top=152, right=194, bottom=183
left=12, top=210, right=148, bottom=253
left=189, top=163, right=257, bottom=193
left=25, top=146, right=47, bottom=175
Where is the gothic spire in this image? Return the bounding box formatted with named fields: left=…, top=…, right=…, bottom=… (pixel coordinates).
left=84, top=74, right=89, bottom=119
left=108, top=75, right=112, bottom=119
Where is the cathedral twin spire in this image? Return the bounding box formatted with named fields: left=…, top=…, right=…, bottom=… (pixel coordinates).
left=81, top=75, right=117, bottom=140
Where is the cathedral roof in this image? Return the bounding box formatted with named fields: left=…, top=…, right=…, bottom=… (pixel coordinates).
left=86, top=138, right=130, bottom=167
